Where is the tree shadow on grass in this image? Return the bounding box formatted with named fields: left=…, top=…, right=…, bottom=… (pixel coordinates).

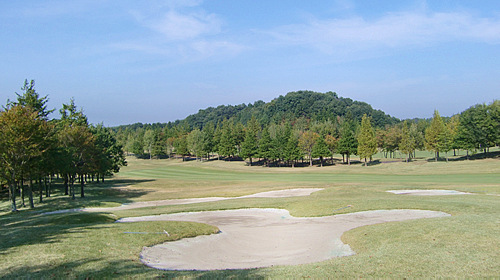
left=0, top=178, right=155, bottom=214
left=0, top=255, right=266, bottom=279
left=0, top=212, right=114, bottom=254
left=425, top=151, right=500, bottom=162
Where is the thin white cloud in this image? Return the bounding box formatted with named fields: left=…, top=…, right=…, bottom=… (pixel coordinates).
left=150, top=10, right=221, bottom=41
left=119, top=1, right=245, bottom=61
left=267, top=10, right=500, bottom=54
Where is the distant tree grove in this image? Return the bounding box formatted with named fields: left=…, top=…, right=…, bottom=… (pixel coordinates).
left=0, top=80, right=126, bottom=212
left=114, top=100, right=499, bottom=168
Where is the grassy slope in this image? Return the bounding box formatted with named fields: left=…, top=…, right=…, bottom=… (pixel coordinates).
left=0, top=155, right=498, bottom=278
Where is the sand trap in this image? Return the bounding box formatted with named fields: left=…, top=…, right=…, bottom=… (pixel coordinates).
left=387, top=189, right=472, bottom=196
left=118, top=208, right=450, bottom=270
left=42, top=188, right=323, bottom=215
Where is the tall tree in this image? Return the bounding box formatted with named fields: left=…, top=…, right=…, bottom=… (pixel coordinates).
left=218, top=119, right=236, bottom=160
left=337, top=117, right=358, bottom=165
left=187, top=129, right=204, bottom=161
left=257, top=127, right=273, bottom=166
left=299, top=131, right=319, bottom=167
left=425, top=110, right=446, bottom=161
left=91, top=125, right=126, bottom=182
left=324, top=134, right=338, bottom=164
left=312, top=135, right=331, bottom=167
left=0, top=105, right=51, bottom=211
left=58, top=125, right=96, bottom=199
left=7, top=79, right=54, bottom=119
left=399, top=121, right=415, bottom=163
left=240, top=127, right=258, bottom=166
left=174, top=134, right=189, bottom=161
left=357, top=114, right=377, bottom=166
left=284, top=131, right=301, bottom=167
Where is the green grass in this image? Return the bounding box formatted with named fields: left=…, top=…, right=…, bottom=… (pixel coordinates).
left=0, top=155, right=499, bottom=278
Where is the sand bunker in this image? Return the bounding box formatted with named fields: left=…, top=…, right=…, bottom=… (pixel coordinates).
left=387, top=189, right=472, bottom=196
left=42, top=188, right=323, bottom=215
left=118, top=208, right=450, bottom=270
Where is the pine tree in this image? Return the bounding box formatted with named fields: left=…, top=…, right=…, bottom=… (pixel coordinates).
left=338, top=117, right=358, bottom=165
left=284, top=132, right=301, bottom=167
left=240, top=128, right=258, bottom=165
left=357, top=114, right=377, bottom=166
left=258, top=128, right=273, bottom=166
left=312, top=135, right=330, bottom=167
left=218, top=119, right=236, bottom=160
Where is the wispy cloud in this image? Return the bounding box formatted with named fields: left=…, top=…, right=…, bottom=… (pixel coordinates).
left=145, top=10, right=222, bottom=41
left=266, top=10, right=500, bottom=54
left=117, top=1, right=245, bottom=61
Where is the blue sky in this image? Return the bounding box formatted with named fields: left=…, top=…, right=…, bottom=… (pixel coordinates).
left=1, top=0, right=499, bottom=126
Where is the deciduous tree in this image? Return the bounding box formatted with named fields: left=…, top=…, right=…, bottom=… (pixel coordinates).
left=357, top=114, right=377, bottom=166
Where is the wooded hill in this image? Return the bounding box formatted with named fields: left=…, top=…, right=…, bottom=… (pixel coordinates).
left=114, top=91, right=399, bottom=130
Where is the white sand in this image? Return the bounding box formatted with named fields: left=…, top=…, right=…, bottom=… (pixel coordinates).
left=118, top=208, right=450, bottom=270
left=387, top=189, right=472, bottom=195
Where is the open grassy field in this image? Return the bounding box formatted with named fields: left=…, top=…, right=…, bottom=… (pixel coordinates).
left=1, top=154, right=499, bottom=278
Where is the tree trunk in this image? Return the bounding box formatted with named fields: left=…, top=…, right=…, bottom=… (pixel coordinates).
left=70, top=175, right=75, bottom=200
left=64, top=174, right=69, bottom=195
left=38, top=178, right=43, bottom=203
left=28, top=178, right=35, bottom=209
left=20, top=181, right=25, bottom=208
left=348, top=154, right=351, bottom=165
left=80, top=173, right=85, bottom=198
left=9, top=174, right=17, bottom=212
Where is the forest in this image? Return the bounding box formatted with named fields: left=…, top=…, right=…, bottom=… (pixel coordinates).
left=113, top=91, right=499, bottom=167
left=1, top=81, right=499, bottom=212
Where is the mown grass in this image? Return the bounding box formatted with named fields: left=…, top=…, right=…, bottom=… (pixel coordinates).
left=0, top=154, right=498, bottom=278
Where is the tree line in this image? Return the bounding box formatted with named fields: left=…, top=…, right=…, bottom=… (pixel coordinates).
left=115, top=99, right=498, bottom=166
left=0, top=80, right=126, bottom=212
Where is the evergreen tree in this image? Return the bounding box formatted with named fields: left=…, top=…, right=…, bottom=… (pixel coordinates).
left=7, top=79, right=54, bottom=119
left=218, top=119, right=236, bottom=160
left=312, top=135, right=330, bottom=167
left=338, top=117, right=358, bottom=165
left=257, top=127, right=273, bottom=166
left=284, top=131, right=301, bottom=167
left=240, top=126, right=258, bottom=165
left=174, top=135, right=189, bottom=161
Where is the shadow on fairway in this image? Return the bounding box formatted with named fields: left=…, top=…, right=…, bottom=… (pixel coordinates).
left=0, top=178, right=156, bottom=254
left=0, top=211, right=114, bottom=254
left=426, top=150, right=500, bottom=162
left=0, top=256, right=266, bottom=279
